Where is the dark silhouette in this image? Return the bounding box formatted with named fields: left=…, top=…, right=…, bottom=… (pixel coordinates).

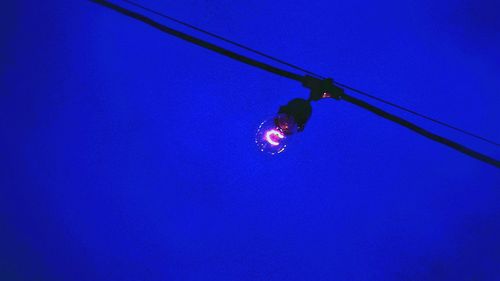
left=119, top=0, right=500, bottom=148
left=90, top=0, right=500, bottom=168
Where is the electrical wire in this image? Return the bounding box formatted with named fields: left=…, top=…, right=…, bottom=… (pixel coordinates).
left=90, top=0, right=500, bottom=168
left=334, top=82, right=500, bottom=147
left=120, top=0, right=323, bottom=79
left=119, top=0, right=500, bottom=148
left=90, top=0, right=303, bottom=82
left=341, top=94, right=500, bottom=167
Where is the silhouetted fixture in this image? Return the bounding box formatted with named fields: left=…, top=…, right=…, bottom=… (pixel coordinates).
left=90, top=0, right=500, bottom=168
left=256, top=77, right=344, bottom=154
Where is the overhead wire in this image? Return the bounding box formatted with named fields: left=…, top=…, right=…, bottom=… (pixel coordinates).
left=91, top=0, right=303, bottom=81
left=334, top=82, right=500, bottom=147
left=90, top=0, right=500, bottom=168
left=341, top=94, right=500, bottom=167
left=119, top=0, right=500, bottom=148
left=120, top=0, right=324, bottom=79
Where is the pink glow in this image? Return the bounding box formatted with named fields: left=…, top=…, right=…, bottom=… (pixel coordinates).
left=265, top=129, right=284, bottom=146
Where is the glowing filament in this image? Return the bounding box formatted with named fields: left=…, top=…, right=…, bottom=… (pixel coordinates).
left=265, top=129, right=284, bottom=146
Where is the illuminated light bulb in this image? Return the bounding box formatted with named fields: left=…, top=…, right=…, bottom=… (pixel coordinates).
left=256, top=98, right=312, bottom=155
left=255, top=114, right=297, bottom=155
left=265, top=129, right=284, bottom=146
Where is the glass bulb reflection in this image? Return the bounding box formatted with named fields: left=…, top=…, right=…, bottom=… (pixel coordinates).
left=255, top=114, right=297, bottom=155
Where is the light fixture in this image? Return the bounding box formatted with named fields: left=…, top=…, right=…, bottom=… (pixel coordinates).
left=93, top=0, right=500, bottom=167
left=256, top=77, right=344, bottom=154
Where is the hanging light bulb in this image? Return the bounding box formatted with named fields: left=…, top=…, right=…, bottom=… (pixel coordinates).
left=255, top=114, right=298, bottom=155
left=255, top=98, right=312, bottom=155
left=255, top=79, right=344, bottom=155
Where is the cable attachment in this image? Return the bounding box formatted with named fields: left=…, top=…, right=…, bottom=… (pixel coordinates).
left=302, top=75, right=344, bottom=101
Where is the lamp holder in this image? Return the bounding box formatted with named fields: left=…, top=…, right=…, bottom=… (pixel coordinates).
left=302, top=75, right=344, bottom=101
left=278, top=98, right=312, bottom=132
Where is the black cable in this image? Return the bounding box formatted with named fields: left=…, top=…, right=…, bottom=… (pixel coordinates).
left=120, top=0, right=323, bottom=79
left=334, top=82, right=500, bottom=147
left=90, top=0, right=500, bottom=168
left=90, top=0, right=303, bottom=82
left=119, top=0, right=500, bottom=148
left=340, top=93, right=500, bottom=168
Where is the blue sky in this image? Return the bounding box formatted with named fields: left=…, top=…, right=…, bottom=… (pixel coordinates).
left=1, top=0, right=499, bottom=280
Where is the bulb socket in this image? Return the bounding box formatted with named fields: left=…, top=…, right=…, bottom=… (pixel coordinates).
left=278, top=98, right=312, bottom=132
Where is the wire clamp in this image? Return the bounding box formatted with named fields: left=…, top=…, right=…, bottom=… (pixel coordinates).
left=302, top=75, right=344, bottom=101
